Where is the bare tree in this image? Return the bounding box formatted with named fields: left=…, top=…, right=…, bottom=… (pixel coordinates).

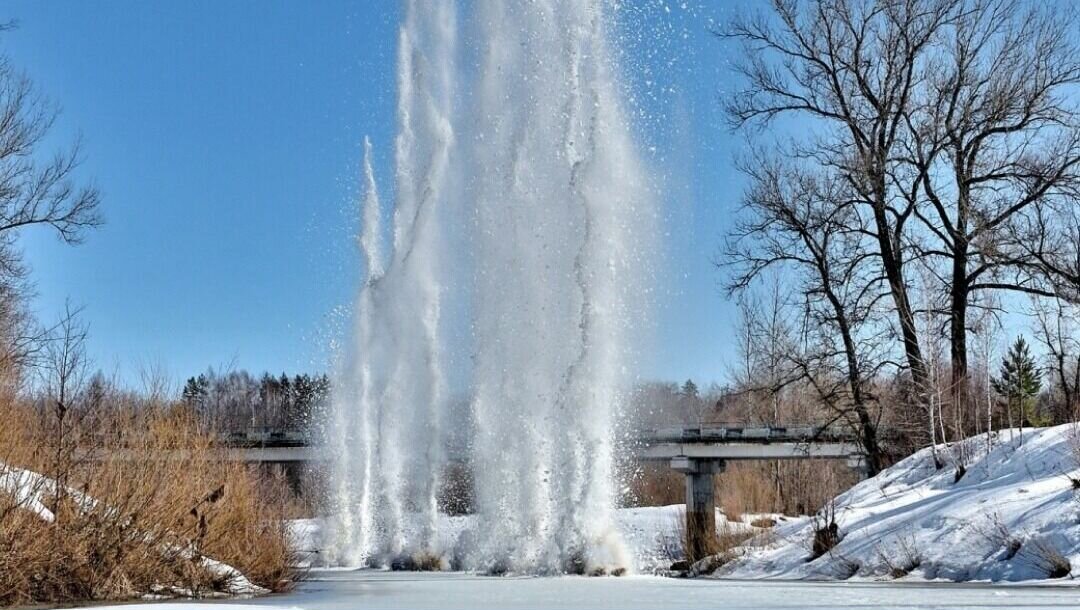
left=729, top=277, right=800, bottom=426
left=724, top=151, right=888, bottom=474
left=0, top=53, right=102, bottom=244
left=0, top=248, right=37, bottom=389
left=0, top=27, right=102, bottom=385
left=1032, top=298, right=1080, bottom=423
left=38, top=302, right=89, bottom=520
left=903, top=0, right=1080, bottom=413
left=723, top=0, right=1080, bottom=444
left=1010, top=204, right=1080, bottom=305
left=723, top=0, right=961, bottom=408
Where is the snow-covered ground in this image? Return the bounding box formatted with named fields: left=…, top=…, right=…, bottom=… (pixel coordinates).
left=28, top=426, right=1080, bottom=608
left=293, top=504, right=766, bottom=574
left=58, top=569, right=1080, bottom=609
left=721, top=425, right=1080, bottom=583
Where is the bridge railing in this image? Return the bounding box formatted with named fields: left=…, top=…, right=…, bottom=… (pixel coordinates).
left=638, top=424, right=859, bottom=445
left=217, top=426, right=312, bottom=448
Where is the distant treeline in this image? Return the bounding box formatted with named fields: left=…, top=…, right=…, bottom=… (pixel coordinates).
left=181, top=370, right=330, bottom=433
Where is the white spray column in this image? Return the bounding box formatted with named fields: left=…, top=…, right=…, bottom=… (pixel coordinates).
left=330, top=0, right=456, bottom=566
left=331, top=0, right=650, bottom=573
left=465, top=0, right=649, bottom=574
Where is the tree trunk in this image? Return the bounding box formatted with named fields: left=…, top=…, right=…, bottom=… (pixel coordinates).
left=830, top=288, right=883, bottom=476
left=870, top=185, right=929, bottom=403
left=950, top=246, right=969, bottom=437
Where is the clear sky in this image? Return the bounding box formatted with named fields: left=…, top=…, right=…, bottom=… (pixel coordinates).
left=3, top=1, right=743, bottom=389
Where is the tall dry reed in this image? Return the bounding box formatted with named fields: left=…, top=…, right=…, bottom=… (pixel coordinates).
left=0, top=398, right=298, bottom=606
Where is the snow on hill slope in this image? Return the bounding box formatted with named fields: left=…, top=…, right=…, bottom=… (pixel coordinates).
left=720, top=425, right=1080, bottom=583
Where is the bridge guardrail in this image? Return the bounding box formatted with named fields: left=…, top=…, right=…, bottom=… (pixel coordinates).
left=639, top=424, right=859, bottom=445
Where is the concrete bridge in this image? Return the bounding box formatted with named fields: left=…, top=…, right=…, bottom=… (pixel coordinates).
left=636, top=425, right=866, bottom=562
left=214, top=424, right=866, bottom=562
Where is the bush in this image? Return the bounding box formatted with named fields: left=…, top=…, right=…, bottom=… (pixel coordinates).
left=875, top=530, right=921, bottom=578
left=672, top=508, right=756, bottom=573
left=0, top=398, right=298, bottom=606
left=1019, top=537, right=1072, bottom=579
left=969, top=512, right=1021, bottom=561
left=808, top=501, right=841, bottom=561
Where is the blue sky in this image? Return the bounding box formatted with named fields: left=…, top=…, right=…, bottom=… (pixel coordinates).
left=3, top=1, right=742, bottom=388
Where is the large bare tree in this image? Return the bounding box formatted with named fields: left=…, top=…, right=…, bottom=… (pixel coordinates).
left=723, top=0, right=960, bottom=410
left=725, top=151, right=888, bottom=474
left=0, top=29, right=102, bottom=377
left=903, top=0, right=1080, bottom=413
left=723, top=0, right=1080, bottom=440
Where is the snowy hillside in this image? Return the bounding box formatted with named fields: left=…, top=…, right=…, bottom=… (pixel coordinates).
left=720, top=425, right=1080, bottom=583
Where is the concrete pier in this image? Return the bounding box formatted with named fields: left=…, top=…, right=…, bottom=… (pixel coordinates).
left=671, top=457, right=725, bottom=562
left=640, top=425, right=869, bottom=565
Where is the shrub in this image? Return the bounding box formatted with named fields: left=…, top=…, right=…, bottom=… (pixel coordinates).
left=391, top=552, right=447, bottom=572
left=0, top=398, right=299, bottom=606
left=672, top=508, right=755, bottom=574
left=1019, top=537, right=1072, bottom=579
left=875, top=530, right=921, bottom=578
left=969, top=512, right=1021, bottom=561
left=808, top=501, right=841, bottom=561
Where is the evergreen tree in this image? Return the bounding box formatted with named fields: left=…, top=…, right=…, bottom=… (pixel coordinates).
left=84, top=371, right=109, bottom=411
left=181, top=374, right=209, bottom=406
left=681, top=378, right=706, bottom=423
left=992, top=337, right=1045, bottom=427
left=279, top=373, right=292, bottom=406
left=681, top=379, right=699, bottom=399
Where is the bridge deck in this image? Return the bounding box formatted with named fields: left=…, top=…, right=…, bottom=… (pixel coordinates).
left=637, top=425, right=863, bottom=461
left=102, top=424, right=865, bottom=464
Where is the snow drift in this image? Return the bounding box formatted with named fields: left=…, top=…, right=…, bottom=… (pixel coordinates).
left=720, top=425, right=1080, bottom=583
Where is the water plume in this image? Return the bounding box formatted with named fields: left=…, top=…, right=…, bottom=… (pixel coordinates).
left=330, top=0, right=652, bottom=574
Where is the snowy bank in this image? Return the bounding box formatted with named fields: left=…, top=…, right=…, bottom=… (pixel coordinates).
left=720, top=425, right=1080, bottom=583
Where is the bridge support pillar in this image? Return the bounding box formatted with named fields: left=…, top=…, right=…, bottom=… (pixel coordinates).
left=671, top=457, right=725, bottom=563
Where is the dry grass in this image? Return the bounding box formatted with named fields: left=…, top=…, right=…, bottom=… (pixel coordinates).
left=628, top=460, right=851, bottom=518
left=625, top=462, right=684, bottom=507
left=1019, top=537, right=1072, bottom=579
left=0, top=398, right=298, bottom=606
left=672, top=508, right=756, bottom=573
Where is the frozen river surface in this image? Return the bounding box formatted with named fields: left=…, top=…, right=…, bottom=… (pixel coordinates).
left=88, top=569, right=1080, bottom=610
